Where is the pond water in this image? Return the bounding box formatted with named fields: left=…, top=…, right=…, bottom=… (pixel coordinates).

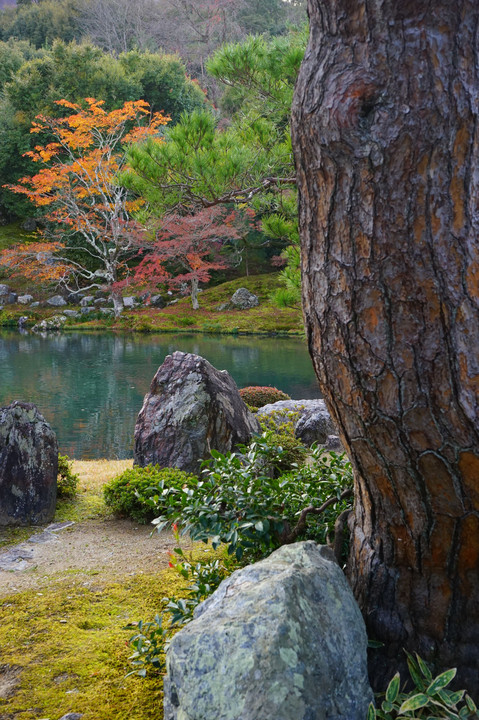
left=0, top=330, right=319, bottom=459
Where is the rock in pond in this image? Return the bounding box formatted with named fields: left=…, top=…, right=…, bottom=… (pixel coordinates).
left=0, top=401, right=58, bottom=526
left=134, top=351, right=260, bottom=473
left=163, top=541, right=373, bottom=720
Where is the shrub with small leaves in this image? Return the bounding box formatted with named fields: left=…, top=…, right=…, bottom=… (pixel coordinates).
left=103, top=465, right=198, bottom=523
left=57, top=454, right=79, bottom=498
left=369, top=651, right=478, bottom=719
left=239, top=385, right=290, bottom=410
left=258, top=411, right=307, bottom=474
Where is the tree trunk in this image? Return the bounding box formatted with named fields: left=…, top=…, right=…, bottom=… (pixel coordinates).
left=292, top=0, right=479, bottom=696
left=111, top=289, right=124, bottom=318
left=190, top=276, right=200, bottom=310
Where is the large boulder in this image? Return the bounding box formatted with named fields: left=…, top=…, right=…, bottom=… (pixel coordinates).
left=0, top=284, right=17, bottom=306
left=46, top=294, right=67, bottom=307
left=230, top=287, right=259, bottom=309
left=134, top=352, right=260, bottom=472
left=0, top=402, right=58, bottom=526
left=256, top=399, right=339, bottom=447
left=164, top=541, right=373, bottom=720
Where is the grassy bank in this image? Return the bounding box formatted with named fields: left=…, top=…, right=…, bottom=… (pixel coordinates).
left=0, top=273, right=303, bottom=335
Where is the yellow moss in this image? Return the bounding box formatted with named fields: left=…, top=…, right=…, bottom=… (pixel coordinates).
left=0, top=569, right=189, bottom=719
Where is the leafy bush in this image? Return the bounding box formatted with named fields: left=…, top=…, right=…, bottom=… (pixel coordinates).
left=57, top=454, right=79, bottom=498
left=103, top=465, right=197, bottom=523
left=239, top=385, right=291, bottom=409
left=152, top=435, right=353, bottom=561
left=369, top=652, right=478, bottom=719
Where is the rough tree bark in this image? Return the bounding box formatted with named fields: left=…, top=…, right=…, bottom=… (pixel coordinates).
left=292, top=0, right=479, bottom=695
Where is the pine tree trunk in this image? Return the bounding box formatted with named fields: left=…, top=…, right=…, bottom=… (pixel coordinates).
left=292, top=0, right=479, bottom=695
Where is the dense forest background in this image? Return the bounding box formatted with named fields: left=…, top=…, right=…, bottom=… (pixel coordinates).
left=0, top=0, right=306, bottom=222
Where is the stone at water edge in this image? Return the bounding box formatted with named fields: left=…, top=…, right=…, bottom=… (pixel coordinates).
left=134, top=351, right=260, bottom=473
left=0, top=401, right=58, bottom=526
left=163, top=541, right=373, bottom=720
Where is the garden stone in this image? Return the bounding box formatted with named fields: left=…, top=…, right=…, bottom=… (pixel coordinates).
left=63, top=310, right=79, bottom=318
left=100, top=308, right=114, bottom=315
left=325, top=434, right=343, bottom=451
left=46, top=295, right=67, bottom=307
left=66, top=292, right=84, bottom=305
left=0, top=401, right=58, bottom=526
left=80, top=295, right=95, bottom=307
left=257, top=399, right=337, bottom=446
left=21, top=217, right=37, bottom=232
left=30, top=301, right=40, bottom=308
left=0, top=285, right=17, bottom=305
left=230, top=287, right=259, bottom=309
left=123, top=296, right=137, bottom=308
left=32, top=315, right=67, bottom=332
left=150, top=294, right=165, bottom=308
left=134, top=351, right=260, bottom=472
left=94, top=297, right=107, bottom=305
left=17, top=294, right=34, bottom=305
left=163, top=541, right=373, bottom=720
left=81, top=306, right=94, bottom=314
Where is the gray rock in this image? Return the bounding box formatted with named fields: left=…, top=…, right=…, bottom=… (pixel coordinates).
left=32, top=315, right=67, bottom=333
left=17, top=294, right=34, bottom=305
left=100, top=308, right=114, bottom=315
left=325, top=435, right=343, bottom=452
left=80, top=296, right=95, bottom=307
left=59, top=714, right=83, bottom=720
left=80, top=306, right=94, bottom=314
left=63, top=310, right=79, bottom=318
left=66, top=293, right=84, bottom=305
left=257, top=399, right=337, bottom=447
left=123, top=296, right=137, bottom=309
left=94, top=297, right=107, bottom=305
left=21, top=217, right=37, bottom=232
left=164, top=541, right=373, bottom=720
left=30, top=301, right=40, bottom=308
left=134, top=352, right=261, bottom=473
left=0, top=401, right=58, bottom=526
left=0, top=287, right=17, bottom=305
left=230, top=287, right=259, bottom=309
left=46, top=295, right=67, bottom=307
left=150, top=294, right=165, bottom=308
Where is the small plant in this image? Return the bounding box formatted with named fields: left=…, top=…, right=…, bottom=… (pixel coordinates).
left=126, top=525, right=230, bottom=677
left=369, top=652, right=478, bottom=719
left=258, top=412, right=307, bottom=474
left=57, top=454, right=79, bottom=498
left=103, top=465, right=198, bottom=523
left=239, top=385, right=291, bottom=409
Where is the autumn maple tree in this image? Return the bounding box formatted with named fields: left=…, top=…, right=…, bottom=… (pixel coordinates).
left=132, top=206, right=244, bottom=309
left=0, top=97, right=169, bottom=316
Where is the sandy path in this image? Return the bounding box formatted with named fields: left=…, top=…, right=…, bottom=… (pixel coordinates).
left=0, top=460, right=180, bottom=597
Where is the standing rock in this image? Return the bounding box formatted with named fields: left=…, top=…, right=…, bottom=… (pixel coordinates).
left=164, top=541, right=373, bottom=720
left=0, top=285, right=17, bottom=305
left=0, top=402, right=58, bottom=526
left=134, top=352, right=260, bottom=472
left=230, top=287, right=259, bottom=309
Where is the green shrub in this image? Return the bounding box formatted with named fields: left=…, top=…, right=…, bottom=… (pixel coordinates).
left=57, top=454, right=79, bottom=498
left=103, top=465, right=197, bottom=523
left=369, top=651, right=477, bottom=719
left=239, top=385, right=291, bottom=409
left=152, top=436, right=353, bottom=561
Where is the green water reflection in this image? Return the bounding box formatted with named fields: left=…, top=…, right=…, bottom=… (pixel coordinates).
left=0, top=331, right=319, bottom=459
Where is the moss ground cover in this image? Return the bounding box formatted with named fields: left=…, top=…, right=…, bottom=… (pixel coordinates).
left=0, top=459, right=214, bottom=719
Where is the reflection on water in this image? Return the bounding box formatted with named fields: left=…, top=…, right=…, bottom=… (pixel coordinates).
left=0, top=330, right=319, bottom=459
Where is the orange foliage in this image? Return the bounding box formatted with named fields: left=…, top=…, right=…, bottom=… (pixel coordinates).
left=1, top=99, right=169, bottom=293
